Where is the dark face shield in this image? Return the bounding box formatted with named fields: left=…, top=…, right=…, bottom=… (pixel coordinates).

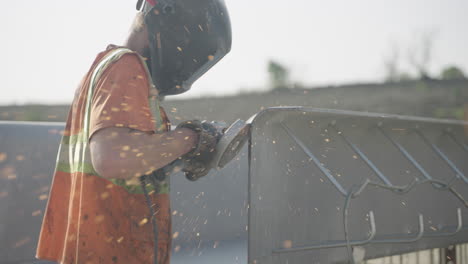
left=141, top=0, right=232, bottom=96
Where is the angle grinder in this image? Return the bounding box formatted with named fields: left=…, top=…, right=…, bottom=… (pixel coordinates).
left=209, top=119, right=251, bottom=169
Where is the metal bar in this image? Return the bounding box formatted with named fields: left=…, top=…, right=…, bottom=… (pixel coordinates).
left=272, top=213, right=432, bottom=254
left=461, top=245, right=464, bottom=264
left=377, top=126, right=434, bottom=182
left=281, top=123, right=348, bottom=196
left=459, top=245, right=462, bottom=264
left=461, top=244, right=468, bottom=263
left=272, top=211, right=376, bottom=254
left=445, top=245, right=456, bottom=264
left=440, top=248, right=447, bottom=264
left=461, top=244, right=467, bottom=259
left=463, top=244, right=466, bottom=264
left=372, top=214, right=424, bottom=244
left=352, top=178, right=468, bottom=208
left=425, top=208, right=463, bottom=237
left=330, top=124, right=393, bottom=186
left=464, top=244, right=466, bottom=264
left=353, top=178, right=419, bottom=198
left=462, top=244, right=466, bottom=263
left=446, top=131, right=468, bottom=154
left=415, top=130, right=468, bottom=184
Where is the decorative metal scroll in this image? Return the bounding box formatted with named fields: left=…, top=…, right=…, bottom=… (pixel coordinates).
left=248, top=107, right=468, bottom=264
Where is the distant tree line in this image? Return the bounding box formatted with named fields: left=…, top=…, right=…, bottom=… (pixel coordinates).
left=382, top=30, right=466, bottom=82
left=266, top=29, right=466, bottom=90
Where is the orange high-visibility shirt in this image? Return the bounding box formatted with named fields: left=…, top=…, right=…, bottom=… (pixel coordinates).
left=36, top=46, right=171, bottom=264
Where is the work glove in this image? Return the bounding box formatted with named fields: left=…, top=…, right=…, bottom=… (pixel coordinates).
left=183, top=158, right=212, bottom=181
left=147, top=158, right=185, bottom=182
left=176, top=120, right=227, bottom=181
left=152, top=155, right=209, bottom=182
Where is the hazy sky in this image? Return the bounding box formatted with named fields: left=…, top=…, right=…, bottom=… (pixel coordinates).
left=1, top=0, right=467, bottom=105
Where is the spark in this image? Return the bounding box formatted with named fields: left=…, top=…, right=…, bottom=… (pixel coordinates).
left=139, top=218, right=149, bottom=226
left=0, top=153, right=6, bottom=162
left=32, top=210, right=42, bottom=216
left=95, top=215, right=105, bottom=224
left=100, top=192, right=110, bottom=200
left=282, top=240, right=293, bottom=249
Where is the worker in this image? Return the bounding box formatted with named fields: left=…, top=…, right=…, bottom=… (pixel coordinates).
left=36, top=0, right=232, bottom=263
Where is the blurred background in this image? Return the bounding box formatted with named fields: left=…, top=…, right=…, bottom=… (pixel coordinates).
left=0, top=0, right=467, bottom=122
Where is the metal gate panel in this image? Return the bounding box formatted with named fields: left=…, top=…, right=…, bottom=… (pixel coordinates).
left=248, top=107, right=468, bottom=264
left=0, top=122, right=63, bottom=263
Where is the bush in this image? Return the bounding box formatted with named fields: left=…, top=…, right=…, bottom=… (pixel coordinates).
left=440, top=66, right=466, bottom=80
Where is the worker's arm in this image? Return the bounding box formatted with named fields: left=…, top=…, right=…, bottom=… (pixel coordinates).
left=90, top=126, right=198, bottom=180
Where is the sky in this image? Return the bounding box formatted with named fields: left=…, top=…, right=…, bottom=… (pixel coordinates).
left=1, top=0, right=467, bottom=105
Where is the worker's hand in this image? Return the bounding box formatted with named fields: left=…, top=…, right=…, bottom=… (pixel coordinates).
left=176, top=120, right=227, bottom=181
left=148, top=159, right=185, bottom=181
left=177, top=120, right=223, bottom=160
left=182, top=158, right=211, bottom=181
left=149, top=156, right=209, bottom=181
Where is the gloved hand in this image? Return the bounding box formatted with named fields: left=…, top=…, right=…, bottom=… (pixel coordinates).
left=182, top=158, right=211, bottom=181
left=176, top=120, right=227, bottom=181
left=177, top=120, right=224, bottom=159
left=148, top=158, right=185, bottom=181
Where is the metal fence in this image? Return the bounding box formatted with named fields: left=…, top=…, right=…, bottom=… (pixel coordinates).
left=365, top=243, right=468, bottom=264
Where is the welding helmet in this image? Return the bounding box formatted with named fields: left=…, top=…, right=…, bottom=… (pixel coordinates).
left=136, top=0, right=232, bottom=96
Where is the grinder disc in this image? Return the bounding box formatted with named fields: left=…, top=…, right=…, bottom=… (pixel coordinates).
left=211, top=119, right=251, bottom=169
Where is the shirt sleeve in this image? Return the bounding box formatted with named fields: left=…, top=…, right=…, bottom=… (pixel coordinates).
left=88, top=53, right=157, bottom=140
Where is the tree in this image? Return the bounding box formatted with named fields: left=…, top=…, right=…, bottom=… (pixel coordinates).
left=440, top=66, right=466, bottom=80
left=383, top=42, right=400, bottom=82
left=382, top=42, right=413, bottom=82
left=268, top=60, right=290, bottom=89
left=408, top=30, right=437, bottom=80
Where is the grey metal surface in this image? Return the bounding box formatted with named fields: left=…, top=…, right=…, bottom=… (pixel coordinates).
left=0, top=121, right=248, bottom=264
left=0, top=122, right=63, bottom=264
left=248, top=107, right=468, bottom=264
